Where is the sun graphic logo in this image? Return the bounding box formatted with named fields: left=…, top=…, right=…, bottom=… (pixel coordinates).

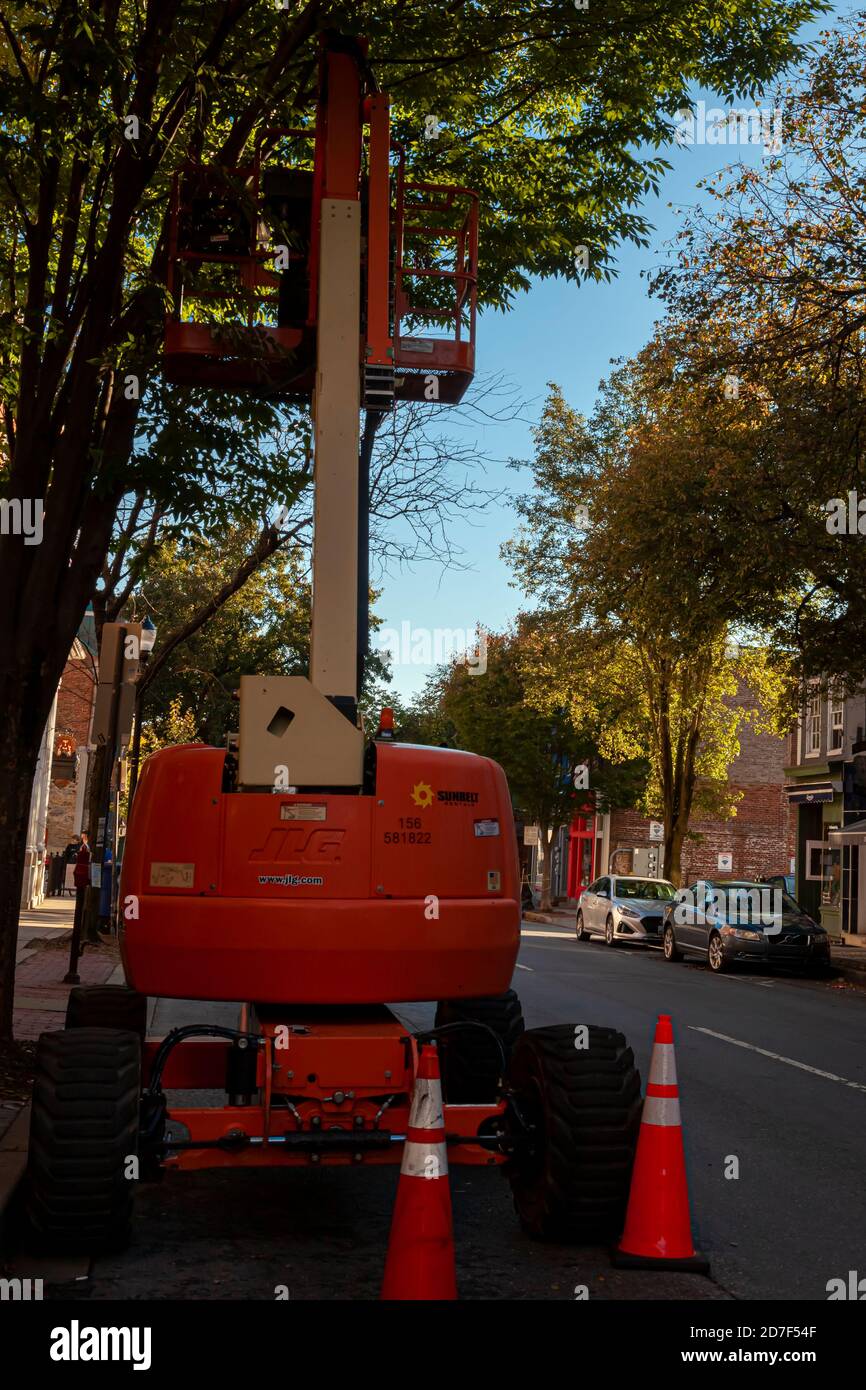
left=411, top=781, right=434, bottom=809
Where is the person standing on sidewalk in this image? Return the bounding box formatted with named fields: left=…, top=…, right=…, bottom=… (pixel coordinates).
left=63, top=835, right=94, bottom=982
left=72, top=836, right=90, bottom=892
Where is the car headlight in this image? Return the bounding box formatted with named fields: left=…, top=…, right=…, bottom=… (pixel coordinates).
left=721, top=926, right=762, bottom=941
left=619, top=906, right=641, bottom=920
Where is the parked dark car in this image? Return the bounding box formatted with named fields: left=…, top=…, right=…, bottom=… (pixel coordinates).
left=661, top=879, right=831, bottom=975
left=763, top=872, right=795, bottom=896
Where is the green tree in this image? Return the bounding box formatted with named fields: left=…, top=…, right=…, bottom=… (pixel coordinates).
left=127, top=524, right=312, bottom=746
left=652, top=13, right=866, bottom=683
left=504, top=380, right=791, bottom=883
left=413, top=628, right=645, bottom=908
left=0, top=0, right=822, bottom=1035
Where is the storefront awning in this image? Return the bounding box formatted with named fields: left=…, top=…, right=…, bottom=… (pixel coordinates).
left=784, top=780, right=841, bottom=805
left=829, top=819, right=866, bottom=845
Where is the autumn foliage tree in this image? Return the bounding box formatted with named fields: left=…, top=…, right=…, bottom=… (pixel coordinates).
left=652, top=12, right=866, bottom=684
left=504, top=379, right=791, bottom=884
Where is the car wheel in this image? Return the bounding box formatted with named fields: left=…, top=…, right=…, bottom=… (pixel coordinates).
left=708, top=932, right=729, bottom=973
left=576, top=911, right=589, bottom=942
left=604, top=916, right=616, bottom=947
left=806, top=961, right=834, bottom=980
left=663, top=925, right=683, bottom=962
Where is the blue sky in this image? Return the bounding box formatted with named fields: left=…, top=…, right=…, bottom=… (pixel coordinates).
left=375, top=3, right=851, bottom=702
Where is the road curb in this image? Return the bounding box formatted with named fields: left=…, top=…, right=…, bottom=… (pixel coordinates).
left=832, top=956, right=866, bottom=988
left=0, top=1103, right=29, bottom=1250
left=523, top=911, right=572, bottom=927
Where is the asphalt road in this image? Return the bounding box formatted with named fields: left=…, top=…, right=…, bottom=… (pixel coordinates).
left=12, top=924, right=866, bottom=1301
left=515, top=926, right=866, bottom=1300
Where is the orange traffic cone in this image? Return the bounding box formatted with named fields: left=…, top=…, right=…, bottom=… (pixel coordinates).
left=613, top=1014, right=709, bottom=1272
left=380, top=1042, right=457, bottom=1300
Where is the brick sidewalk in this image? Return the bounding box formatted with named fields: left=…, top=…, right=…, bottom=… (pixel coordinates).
left=13, top=941, right=121, bottom=1041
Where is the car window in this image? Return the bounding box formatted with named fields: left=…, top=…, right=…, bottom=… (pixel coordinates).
left=615, top=879, right=676, bottom=900
left=596, top=877, right=610, bottom=897
left=585, top=879, right=600, bottom=894
left=711, top=883, right=808, bottom=926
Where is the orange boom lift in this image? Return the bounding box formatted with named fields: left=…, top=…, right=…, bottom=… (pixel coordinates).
left=23, top=35, right=641, bottom=1258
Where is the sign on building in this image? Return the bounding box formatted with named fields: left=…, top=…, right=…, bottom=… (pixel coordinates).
left=718, top=851, right=733, bottom=872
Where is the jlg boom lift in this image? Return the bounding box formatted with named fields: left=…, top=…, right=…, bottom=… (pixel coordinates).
left=24, top=35, right=641, bottom=1258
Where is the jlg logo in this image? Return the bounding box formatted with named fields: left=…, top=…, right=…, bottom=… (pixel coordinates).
left=250, top=827, right=346, bottom=864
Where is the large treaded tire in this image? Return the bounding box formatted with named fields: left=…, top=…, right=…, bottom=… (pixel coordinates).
left=506, top=1023, right=641, bottom=1243
left=65, top=985, right=147, bottom=1038
left=434, top=990, right=525, bottom=1102
left=24, top=1028, right=141, bottom=1253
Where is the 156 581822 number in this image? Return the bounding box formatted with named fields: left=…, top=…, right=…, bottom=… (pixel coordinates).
left=384, top=817, right=432, bottom=845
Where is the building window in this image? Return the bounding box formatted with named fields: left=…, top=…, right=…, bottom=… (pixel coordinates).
left=805, top=693, right=821, bottom=756
left=828, top=693, right=844, bottom=754
left=805, top=839, right=829, bottom=881
left=821, top=841, right=841, bottom=908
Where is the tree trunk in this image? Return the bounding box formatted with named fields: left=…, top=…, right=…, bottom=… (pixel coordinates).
left=538, top=822, right=555, bottom=911
left=663, top=817, right=687, bottom=887
left=0, top=681, right=52, bottom=1041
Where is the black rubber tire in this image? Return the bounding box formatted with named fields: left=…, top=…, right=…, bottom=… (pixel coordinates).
left=604, top=915, right=617, bottom=947
left=434, top=990, right=525, bottom=1102
left=663, top=924, right=683, bottom=962
left=575, top=911, right=589, bottom=942
left=506, top=1023, right=641, bottom=1243
left=65, top=985, right=147, bottom=1039
left=24, top=1028, right=141, bottom=1253
left=807, top=962, right=834, bottom=980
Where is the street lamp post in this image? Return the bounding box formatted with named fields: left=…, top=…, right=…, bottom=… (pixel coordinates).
left=127, top=616, right=157, bottom=808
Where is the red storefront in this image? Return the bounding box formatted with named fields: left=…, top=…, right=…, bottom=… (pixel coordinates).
left=567, top=804, right=598, bottom=899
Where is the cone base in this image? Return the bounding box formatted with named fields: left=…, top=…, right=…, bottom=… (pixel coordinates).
left=611, top=1247, right=710, bottom=1274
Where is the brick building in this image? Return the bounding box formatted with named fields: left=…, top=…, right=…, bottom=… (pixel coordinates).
left=531, top=686, right=795, bottom=901
left=606, top=700, right=795, bottom=886
left=20, top=613, right=98, bottom=907
left=45, top=635, right=98, bottom=852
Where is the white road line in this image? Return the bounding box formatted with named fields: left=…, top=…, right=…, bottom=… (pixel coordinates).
left=690, top=1026, right=866, bottom=1094
left=713, top=973, right=774, bottom=988
left=521, top=929, right=574, bottom=940
left=515, top=962, right=534, bottom=972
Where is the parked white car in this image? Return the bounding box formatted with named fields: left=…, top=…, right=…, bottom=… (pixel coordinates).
left=576, top=874, right=677, bottom=947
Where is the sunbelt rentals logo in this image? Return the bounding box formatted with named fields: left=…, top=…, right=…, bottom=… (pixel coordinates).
left=410, top=781, right=479, bottom=809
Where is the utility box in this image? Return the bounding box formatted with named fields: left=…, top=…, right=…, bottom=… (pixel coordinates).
left=632, top=846, right=661, bottom=879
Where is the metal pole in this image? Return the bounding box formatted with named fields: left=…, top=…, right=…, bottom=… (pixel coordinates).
left=127, top=683, right=144, bottom=807
left=63, top=884, right=88, bottom=985
left=82, top=625, right=126, bottom=944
